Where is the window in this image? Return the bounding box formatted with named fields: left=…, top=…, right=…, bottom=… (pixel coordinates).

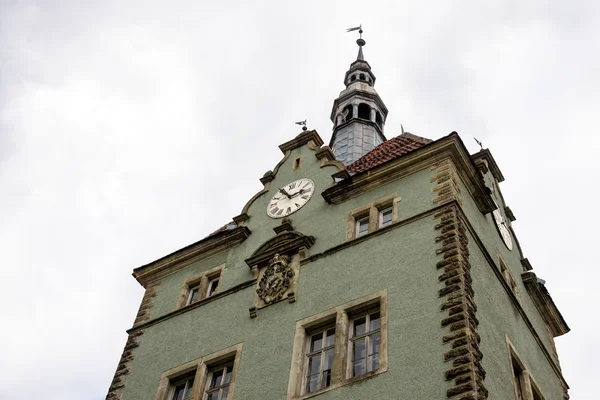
left=177, top=264, right=225, bottom=309
left=507, top=338, right=545, bottom=400
left=187, top=285, right=200, bottom=306
left=287, top=290, right=388, bottom=398
left=172, top=375, right=195, bottom=400
left=349, top=309, right=380, bottom=377
left=205, top=363, right=233, bottom=400
left=206, top=275, right=220, bottom=298
left=355, top=217, right=369, bottom=237
left=498, top=257, right=519, bottom=301
left=346, top=195, right=399, bottom=241
left=155, top=343, right=242, bottom=400
left=378, top=208, right=393, bottom=228
left=305, top=327, right=335, bottom=393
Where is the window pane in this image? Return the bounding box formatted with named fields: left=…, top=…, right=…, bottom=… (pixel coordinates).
left=187, top=287, right=199, bottom=304
left=307, top=373, right=319, bottom=393
left=380, top=209, right=393, bottom=227
left=353, top=317, right=366, bottom=337
left=221, top=386, right=229, bottom=399
left=325, top=328, right=335, bottom=347
left=356, top=218, right=369, bottom=236
left=184, top=379, right=194, bottom=400
left=207, top=278, right=219, bottom=297
left=353, top=338, right=366, bottom=376
left=310, top=333, right=323, bottom=352
left=369, top=312, right=380, bottom=332
left=206, top=392, right=219, bottom=400
left=224, top=368, right=232, bottom=385
left=368, top=352, right=379, bottom=372
left=211, top=369, right=224, bottom=388
left=369, top=332, right=381, bottom=355
left=308, top=355, right=321, bottom=375
left=323, top=349, right=333, bottom=388
left=173, top=385, right=186, bottom=400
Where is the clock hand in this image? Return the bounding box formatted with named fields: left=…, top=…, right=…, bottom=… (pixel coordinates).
left=278, top=188, right=292, bottom=199
left=289, top=189, right=305, bottom=198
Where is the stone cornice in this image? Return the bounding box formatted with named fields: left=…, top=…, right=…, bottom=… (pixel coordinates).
left=132, top=226, right=251, bottom=287
left=322, top=133, right=496, bottom=213
left=522, top=271, right=570, bottom=337
left=279, top=130, right=324, bottom=154
left=127, top=278, right=257, bottom=333
left=471, top=149, right=505, bottom=182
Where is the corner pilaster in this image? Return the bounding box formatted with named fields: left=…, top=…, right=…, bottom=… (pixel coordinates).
left=435, top=205, right=487, bottom=400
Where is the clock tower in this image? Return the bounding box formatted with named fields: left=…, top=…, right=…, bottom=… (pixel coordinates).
left=106, top=33, right=570, bottom=400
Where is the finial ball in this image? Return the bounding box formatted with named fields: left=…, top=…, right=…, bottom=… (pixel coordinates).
left=356, top=38, right=366, bottom=47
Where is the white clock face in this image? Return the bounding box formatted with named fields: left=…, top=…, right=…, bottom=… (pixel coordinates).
left=493, top=209, right=513, bottom=250
left=267, top=178, right=315, bottom=219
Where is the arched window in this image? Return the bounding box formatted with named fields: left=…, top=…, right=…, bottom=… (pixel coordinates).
left=375, top=111, right=383, bottom=128
left=357, top=103, right=371, bottom=120
left=351, top=75, right=356, bottom=82
left=359, top=73, right=366, bottom=81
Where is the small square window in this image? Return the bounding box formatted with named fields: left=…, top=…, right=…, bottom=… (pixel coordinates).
left=305, top=327, right=335, bottom=393
left=205, top=362, right=233, bottom=400
left=378, top=207, right=393, bottom=228
left=355, top=217, right=369, bottom=237
left=349, top=309, right=381, bottom=377
left=186, top=286, right=200, bottom=306
left=206, top=276, right=220, bottom=298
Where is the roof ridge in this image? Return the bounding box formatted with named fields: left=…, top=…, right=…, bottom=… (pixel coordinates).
left=398, top=132, right=433, bottom=145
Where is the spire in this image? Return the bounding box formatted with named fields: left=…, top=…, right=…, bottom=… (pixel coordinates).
left=329, top=26, right=389, bottom=166
left=357, top=44, right=364, bottom=61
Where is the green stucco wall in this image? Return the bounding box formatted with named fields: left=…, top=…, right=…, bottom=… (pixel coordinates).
left=117, top=139, right=566, bottom=399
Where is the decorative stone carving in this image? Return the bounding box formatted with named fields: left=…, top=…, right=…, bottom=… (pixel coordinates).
left=256, top=253, right=294, bottom=304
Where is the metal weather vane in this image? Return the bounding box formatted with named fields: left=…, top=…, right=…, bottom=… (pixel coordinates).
left=295, top=119, right=307, bottom=131
left=346, top=24, right=363, bottom=38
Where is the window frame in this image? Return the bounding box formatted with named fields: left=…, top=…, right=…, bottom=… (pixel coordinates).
left=177, top=264, right=225, bottom=309
left=346, top=194, right=400, bottom=241
left=204, top=361, right=235, bottom=400
left=155, top=343, right=243, bottom=400
left=378, top=207, right=393, bottom=229
left=303, top=325, right=336, bottom=394
left=355, top=216, right=370, bottom=238
left=506, top=337, right=546, bottom=400
left=286, top=290, right=388, bottom=400
left=171, top=373, right=195, bottom=400
left=347, top=308, right=381, bottom=378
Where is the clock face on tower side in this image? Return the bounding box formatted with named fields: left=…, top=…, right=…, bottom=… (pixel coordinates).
left=492, top=209, right=513, bottom=250
left=267, top=178, right=315, bottom=219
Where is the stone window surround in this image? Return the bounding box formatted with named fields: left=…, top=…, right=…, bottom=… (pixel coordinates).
left=497, top=255, right=520, bottom=302
left=286, top=290, right=388, bottom=400
left=506, top=337, right=546, bottom=400
left=345, top=194, right=401, bottom=241
left=154, top=343, right=243, bottom=400
left=176, top=264, right=226, bottom=309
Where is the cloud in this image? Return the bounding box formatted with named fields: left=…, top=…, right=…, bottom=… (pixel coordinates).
left=1, top=1, right=598, bottom=398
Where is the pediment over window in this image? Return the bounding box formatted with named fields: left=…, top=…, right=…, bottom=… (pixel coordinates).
left=245, top=231, right=315, bottom=268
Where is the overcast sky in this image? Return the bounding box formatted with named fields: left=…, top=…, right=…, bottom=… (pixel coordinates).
left=1, top=1, right=598, bottom=399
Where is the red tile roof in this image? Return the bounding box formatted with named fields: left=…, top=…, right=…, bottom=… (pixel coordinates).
left=346, top=132, right=432, bottom=174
